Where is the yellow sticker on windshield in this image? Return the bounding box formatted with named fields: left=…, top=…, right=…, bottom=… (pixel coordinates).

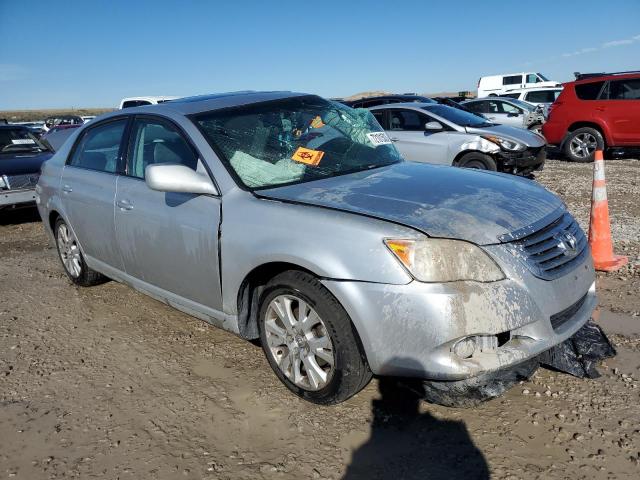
left=291, top=147, right=324, bottom=166
left=310, top=115, right=325, bottom=129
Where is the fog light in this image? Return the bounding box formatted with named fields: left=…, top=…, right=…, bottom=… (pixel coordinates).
left=452, top=337, right=476, bottom=359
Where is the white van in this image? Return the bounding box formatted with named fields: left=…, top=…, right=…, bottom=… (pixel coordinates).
left=118, top=96, right=179, bottom=109
left=477, top=72, right=561, bottom=98
left=501, top=87, right=563, bottom=106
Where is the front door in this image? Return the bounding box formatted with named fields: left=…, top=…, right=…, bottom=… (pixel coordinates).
left=387, top=109, right=451, bottom=164
left=59, top=118, right=128, bottom=271
left=113, top=116, right=223, bottom=311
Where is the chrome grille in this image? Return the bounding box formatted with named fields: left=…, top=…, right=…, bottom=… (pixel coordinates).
left=507, top=212, right=589, bottom=280
left=3, top=173, right=40, bottom=190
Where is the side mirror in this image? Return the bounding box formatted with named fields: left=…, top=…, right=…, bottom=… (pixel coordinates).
left=425, top=121, right=444, bottom=132
left=507, top=111, right=521, bottom=117
left=145, top=164, right=218, bottom=196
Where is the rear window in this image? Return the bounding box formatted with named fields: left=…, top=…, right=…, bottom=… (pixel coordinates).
left=122, top=100, right=152, bottom=108
left=575, top=81, right=605, bottom=100
left=608, top=79, right=640, bottom=100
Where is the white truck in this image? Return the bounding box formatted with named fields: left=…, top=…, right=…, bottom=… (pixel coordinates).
left=477, top=72, right=561, bottom=98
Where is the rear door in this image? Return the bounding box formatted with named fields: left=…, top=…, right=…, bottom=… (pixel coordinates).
left=602, top=78, right=640, bottom=144
left=386, top=108, right=451, bottom=164
left=114, top=115, right=223, bottom=310
left=60, top=118, right=128, bottom=271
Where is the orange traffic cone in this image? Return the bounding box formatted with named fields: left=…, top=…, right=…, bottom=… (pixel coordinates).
left=588, top=150, right=628, bottom=271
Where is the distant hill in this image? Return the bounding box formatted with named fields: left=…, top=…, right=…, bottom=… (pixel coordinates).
left=0, top=108, right=113, bottom=122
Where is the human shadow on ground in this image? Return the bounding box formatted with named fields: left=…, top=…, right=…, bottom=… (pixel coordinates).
left=342, top=367, right=489, bottom=480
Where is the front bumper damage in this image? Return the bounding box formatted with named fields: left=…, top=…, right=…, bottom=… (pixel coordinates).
left=322, top=241, right=599, bottom=381
left=497, top=146, right=546, bottom=175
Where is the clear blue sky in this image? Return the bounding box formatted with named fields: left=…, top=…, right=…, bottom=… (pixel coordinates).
left=1, top=0, right=639, bottom=110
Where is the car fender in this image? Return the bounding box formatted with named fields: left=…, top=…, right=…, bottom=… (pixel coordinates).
left=219, top=190, right=417, bottom=315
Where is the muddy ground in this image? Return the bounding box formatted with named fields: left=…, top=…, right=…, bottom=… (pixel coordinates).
left=1, top=159, right=639, bottom=479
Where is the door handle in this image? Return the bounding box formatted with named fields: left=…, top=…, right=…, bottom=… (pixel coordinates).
left=595, top=107, right=606, bottom=112
left=116, top=199, right=134, bottom=211
left=390, top=137, right=400, bottom=142
left=62, top=185, right=73, bottom=193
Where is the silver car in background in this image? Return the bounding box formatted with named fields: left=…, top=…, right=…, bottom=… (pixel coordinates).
left=36, top=92, right=595, bottom=405
left=462, top=97, right=546, bottom=131
left=370, top=102, right=546, bottom=175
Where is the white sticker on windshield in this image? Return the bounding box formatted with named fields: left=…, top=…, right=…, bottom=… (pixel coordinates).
left=366, top=132, right=392, bottom=146
left=11, top=139, right=36, bottom=145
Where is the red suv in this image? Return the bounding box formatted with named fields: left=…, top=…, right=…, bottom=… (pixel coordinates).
left=542, top=72, right=640, bottom=162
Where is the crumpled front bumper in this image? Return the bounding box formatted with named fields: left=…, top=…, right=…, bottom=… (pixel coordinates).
left=322, top=244, right=596, bottom=381
left=497, top=147, right=546, bottom=174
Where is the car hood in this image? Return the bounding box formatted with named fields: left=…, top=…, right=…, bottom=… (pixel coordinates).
left=258, top=162, right=563, bottom=245
left=465, top=124, right=546, bottom=147
left=1, top=151, right=53, bottom=176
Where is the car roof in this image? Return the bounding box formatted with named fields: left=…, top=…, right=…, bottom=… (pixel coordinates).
left=118, top=91, right=309, bottom=116
left=571, top=72, right=640, bottom=84
left=369, top=102, right=435, bottom=110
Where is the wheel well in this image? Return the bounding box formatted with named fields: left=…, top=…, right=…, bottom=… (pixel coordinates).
left=452, top=150, right=497, bottom=168
left=48, top=210, right=61, bottom=231
left=565, top=122, right=607, bottom=147
left=236, top=262, right=317, bottom=340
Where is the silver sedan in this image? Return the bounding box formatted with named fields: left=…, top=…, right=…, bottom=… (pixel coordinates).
left=36, top=92, right=595, bottom=405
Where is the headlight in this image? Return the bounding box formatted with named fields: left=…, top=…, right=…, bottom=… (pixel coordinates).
left=384, top=238, right=505, bottom=282
left=0, top=175, right=7, bottom=189
left=482, top=135, right=526, bottom=152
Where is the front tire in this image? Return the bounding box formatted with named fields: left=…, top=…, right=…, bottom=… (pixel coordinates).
left=54, top=218, right=106, bottom=287
left=457, top=152, right=497, bottom=171
left=258, top=270, right=371, bottom=405
left=563, top=127, right=604, bottom=162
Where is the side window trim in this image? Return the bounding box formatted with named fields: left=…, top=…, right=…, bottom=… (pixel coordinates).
left=65, top=116, right=131, bottom=175
left=124, top=114, right=221, bottom=196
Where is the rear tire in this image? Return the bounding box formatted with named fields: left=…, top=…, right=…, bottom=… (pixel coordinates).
left=457, top=152, right=497, bottom=171
left=54, top=218, right=106, bottom=287
left=563, top=127, right=604, bottom=163
left=258, top=270, right=372, bottom=405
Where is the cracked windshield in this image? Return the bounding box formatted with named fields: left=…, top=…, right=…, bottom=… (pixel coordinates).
left=195, top=96, right=402, bottom=188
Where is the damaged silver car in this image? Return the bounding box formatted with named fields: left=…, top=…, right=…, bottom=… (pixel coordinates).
left=370, top=102, right=546, bottom=176
left=36, top=92, right=601, bottom=406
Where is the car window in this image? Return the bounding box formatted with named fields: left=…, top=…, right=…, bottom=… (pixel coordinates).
left=499, top=102, right=520, bottom=114
left=608, top=79, right=640, bottom=100
left=526, top=74, right=539, bottom=83
left=465, top=102, right=487, bottom=114
left=525, top=90, right=560, bottom=103
left=68, top=119, right=127, bottom=173
left=575, top=81, right=605, bottom=100
left=503, top=75, right=522, bottom=85
left=195, top=96, right=402, bottom=189
left=372, top=110, right=388, bottom=129
left=127, top=118, right=199, bottom=179
left=484, top=101, right=500, bottom=114
left=0, top=128, right=49, bottom=154
left=122, top=100, right=152, bottom=108
left=389, top=109, right=426, bottom=131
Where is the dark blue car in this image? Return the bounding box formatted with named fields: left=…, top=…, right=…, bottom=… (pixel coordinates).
left=1, top=125, right=53, bottom=210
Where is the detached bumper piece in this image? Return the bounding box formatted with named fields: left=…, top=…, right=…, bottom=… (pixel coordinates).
left=539, top=320, right=616, bottom=379
left=413, top=320, right=615, bottom=408
left=498, top=147, right=546, bottom=176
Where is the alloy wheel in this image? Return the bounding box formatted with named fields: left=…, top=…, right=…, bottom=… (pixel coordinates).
left=263, top=294, right=335, bottom=391
left=57, top=223, right=82, bottom=278
left=569, top=132, right=597, bottom=159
